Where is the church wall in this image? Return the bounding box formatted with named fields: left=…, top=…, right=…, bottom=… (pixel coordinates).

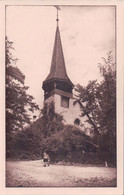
left=44, top=95, right=54, bottom=104
left=44, top=93, right=91, bottom=134
left=54, top=94, right=86, bottom=127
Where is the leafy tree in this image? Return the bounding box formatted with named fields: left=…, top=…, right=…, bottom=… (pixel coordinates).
left=11, top=102, right=100, bottom=162
left=74, top=80, right=100, bottom=135
left=41, top=125, right=98, bottom=163
left=75, top=52, right=116, bottom=134
left=13, top=128, right=42, bottom=159
left=40, top=101, right=65, bottom=138
left=75, top=52, right=116, bottom=163
left=27, top=101, right=64, bottom=139
left=6, top=37, right=39, bottom=157
left=12, top=101, right=65, bottom=159
left=97, top=51, right=116, bottom=136
left=98, top=52, right=116, bottom=163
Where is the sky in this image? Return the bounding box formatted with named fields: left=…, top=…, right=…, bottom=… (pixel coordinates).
left=6, top=5, right=116, bottom=112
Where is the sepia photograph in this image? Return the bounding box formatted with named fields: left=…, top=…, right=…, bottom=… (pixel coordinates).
left=5, top=4, right=117, bottom=188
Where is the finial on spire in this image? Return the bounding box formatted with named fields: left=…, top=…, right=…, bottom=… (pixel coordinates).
left=54, top=5, right=61, bottom=26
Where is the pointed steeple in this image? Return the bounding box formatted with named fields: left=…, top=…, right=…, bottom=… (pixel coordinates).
left=43, top=26, right=73, bottom=86
left=42, top=7, right=74, bottom=100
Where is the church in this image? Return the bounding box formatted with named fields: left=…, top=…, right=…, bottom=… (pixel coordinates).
left=42, top=8, right=87, bottom=130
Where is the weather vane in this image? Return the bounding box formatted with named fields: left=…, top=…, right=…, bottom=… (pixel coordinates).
left=54, top=5, right=61, bottom=26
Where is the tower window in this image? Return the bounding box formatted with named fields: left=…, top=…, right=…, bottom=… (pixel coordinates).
left=61, top=96, right=69, bottom=108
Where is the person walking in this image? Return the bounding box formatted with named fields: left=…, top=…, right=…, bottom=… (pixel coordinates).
left=43, top=152, right=50, bottom=167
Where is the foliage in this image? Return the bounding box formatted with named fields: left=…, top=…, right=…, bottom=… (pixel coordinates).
left=26, top=101, right=64, bottom=138
left=11, top=112, right=97, bottom=163
left=12, top=128, right=42, bottom=159
left=41, top=125, right=97, bottom=163
left=75, top=52, right=116, bottom=163
left=39, top=101, right=65, bottom=137
left=9, top=101, right=65, bottom=159
left=6, top=37, right=39, bottom=158
left=75, top=80, right=100, bottom=135
left=98, top=52, right=116, bottom=135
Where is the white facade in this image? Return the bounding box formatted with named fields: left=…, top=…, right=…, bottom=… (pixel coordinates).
left=45, top=93, right=87, bottom=129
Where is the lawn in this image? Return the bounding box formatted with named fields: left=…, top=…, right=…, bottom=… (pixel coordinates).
left=6, top=160, right=117, bottom=187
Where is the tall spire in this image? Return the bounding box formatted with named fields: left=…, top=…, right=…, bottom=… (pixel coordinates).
left=43, top=6, right=73, bottom=87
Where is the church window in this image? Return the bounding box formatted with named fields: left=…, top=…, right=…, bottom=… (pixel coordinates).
left=61, top=96, right=69, bottom=108
left=74, top=118, right=80, bottom=126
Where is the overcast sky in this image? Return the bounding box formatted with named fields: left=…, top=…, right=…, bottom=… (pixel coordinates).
left=6, top=5, right=115, bottom=111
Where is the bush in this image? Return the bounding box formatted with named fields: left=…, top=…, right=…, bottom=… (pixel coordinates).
left=40, top=125, right=98, bottom=163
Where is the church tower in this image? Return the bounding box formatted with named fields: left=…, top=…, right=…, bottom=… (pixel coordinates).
left=42, top=7, right=83, bottom=126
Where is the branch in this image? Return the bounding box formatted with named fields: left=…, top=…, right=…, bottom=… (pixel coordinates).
left=74, top=100, right=99, bottom=135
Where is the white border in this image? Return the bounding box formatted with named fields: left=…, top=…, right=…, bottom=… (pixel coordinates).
left=0, top=1, right=123, bottom=195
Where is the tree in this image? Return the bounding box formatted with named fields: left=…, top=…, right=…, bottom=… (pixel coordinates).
left=11, top=101, right=99, bottom=162
left=40, top=102, right=65, bottom=137
left=29, top=101, right=65, bottom=138
left=11, top=101, right=65, bottom=159
left=6, top=37, right=39, bottom=157
left=98, top=51, right=116, bottom=163
left=74, top=80, right=100, bottom=135
left=75, top=52, right=116, bottom=163
left=41, top=125, right=99, bottom=163
left=98, top=51, right=116, bottom=136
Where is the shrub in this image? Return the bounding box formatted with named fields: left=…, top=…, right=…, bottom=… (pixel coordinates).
left=40, top=125, right=97, bottom=163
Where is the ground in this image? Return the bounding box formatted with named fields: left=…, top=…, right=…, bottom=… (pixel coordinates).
left=6, top=160, right=117, bottom=187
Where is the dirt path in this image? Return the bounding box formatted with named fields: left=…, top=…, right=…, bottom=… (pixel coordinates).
left=6, top=160, right=116, bottom=187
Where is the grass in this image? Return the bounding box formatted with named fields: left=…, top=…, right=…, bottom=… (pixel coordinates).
left=6, top=170, right=34, bottom=187
left=6, top=169, right=117, bottom=187
left=73, top=177, right=117, bottom=187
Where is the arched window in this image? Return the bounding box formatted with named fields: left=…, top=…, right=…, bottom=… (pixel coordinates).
left=74, top=118, right=80, bottom=126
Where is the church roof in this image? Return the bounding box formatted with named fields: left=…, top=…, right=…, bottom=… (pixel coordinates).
left=43, top=26, right=74, bottom=87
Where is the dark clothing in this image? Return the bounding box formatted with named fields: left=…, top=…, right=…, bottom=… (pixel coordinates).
left=43, top=158, right=48, bottom=162
left=43, top=152, right=50, bottom=166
